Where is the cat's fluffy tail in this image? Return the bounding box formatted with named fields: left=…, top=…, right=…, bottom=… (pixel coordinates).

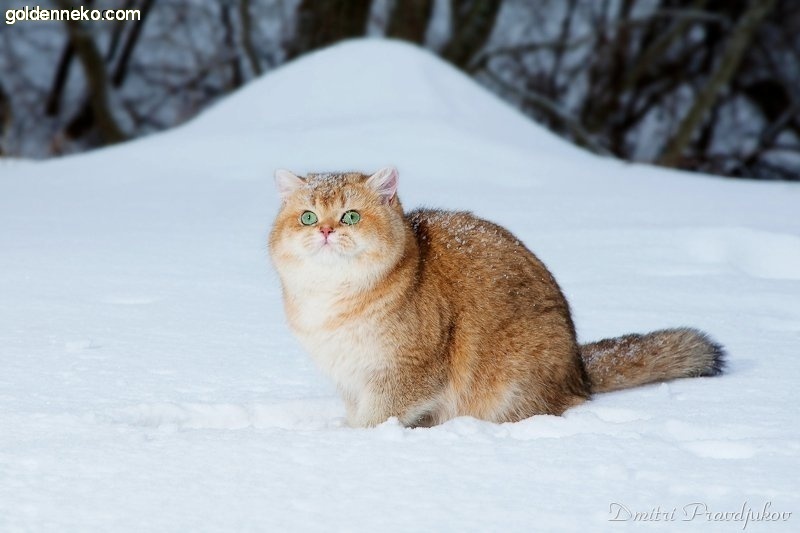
left=580, top=328, right=725, bottom=394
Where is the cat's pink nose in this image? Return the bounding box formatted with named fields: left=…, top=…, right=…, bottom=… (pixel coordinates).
left=320, top=226, right=334, bottom=238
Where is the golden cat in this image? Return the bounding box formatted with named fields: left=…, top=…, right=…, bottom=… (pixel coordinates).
left=269, top=167, right=724, bottom=428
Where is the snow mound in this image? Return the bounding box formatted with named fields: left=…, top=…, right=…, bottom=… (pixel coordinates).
left=182, top=39, right=586, bottom=157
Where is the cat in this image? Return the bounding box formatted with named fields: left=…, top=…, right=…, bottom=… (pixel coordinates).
left=269, top=167, right=725, bottom=428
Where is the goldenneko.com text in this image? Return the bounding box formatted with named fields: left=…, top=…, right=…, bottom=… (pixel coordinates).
left=6, top=5, right=141, bottom=25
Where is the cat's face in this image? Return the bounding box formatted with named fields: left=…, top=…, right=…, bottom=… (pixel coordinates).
left=269, top=168, right=406, bottom=288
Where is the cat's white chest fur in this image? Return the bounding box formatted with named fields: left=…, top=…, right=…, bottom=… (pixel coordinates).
left=284, top=282, right=391, bottom=421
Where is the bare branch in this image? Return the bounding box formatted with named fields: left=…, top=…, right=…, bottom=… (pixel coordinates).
left=480, top=67, right=610, bottom=155
left=623, top=0, right=709, bottom=91
left=659, top=0, right=778, bottom=167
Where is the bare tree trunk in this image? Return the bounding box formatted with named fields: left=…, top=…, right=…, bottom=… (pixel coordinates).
left=45, top=42, right=74, bottom=116
left=47, top=0, right=97, bottom=117
left=111, top=0, right=153, bottom=88
left=284, top=0, right=372, bottom=60
left=55, top=0, right=126, bottom=144
left=386, top=0, right=433, bottom=44
left=742, top=79, right=798, bottom=134
left=239, top=0, right=262, bottom=76
left=582, top=0, right=635, bottom=136
left=221, top=1, right=244, bottom=89
left=547, top=0, right=577, bottom=98
left=0, top=82, right=9, bottom=156
left=658, top=0, right=777, bottom=167
left=62, top=0, right=148, bottom=140
left=105, top=0, right=135, bottom=62
left=441, top=0, right=503, bottom=71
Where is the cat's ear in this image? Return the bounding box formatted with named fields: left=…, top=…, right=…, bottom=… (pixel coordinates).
left=274, top=169, right=304, bottom=200
left=365, top=167, right=398, bottom=204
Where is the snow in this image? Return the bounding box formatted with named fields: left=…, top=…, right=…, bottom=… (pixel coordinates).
left=1, top=40, right=798, bottom=531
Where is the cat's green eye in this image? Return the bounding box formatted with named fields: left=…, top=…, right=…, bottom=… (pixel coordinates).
left=341, top=210, right=361, bottom=225
left=300, top=211, right=318, bottom=226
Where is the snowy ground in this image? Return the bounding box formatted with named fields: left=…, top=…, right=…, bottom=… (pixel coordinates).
left=1, top=41, right=798, bottom=532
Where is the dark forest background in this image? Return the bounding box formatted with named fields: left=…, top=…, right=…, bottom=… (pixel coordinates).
left=1, top=0, right=798, bottom=180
